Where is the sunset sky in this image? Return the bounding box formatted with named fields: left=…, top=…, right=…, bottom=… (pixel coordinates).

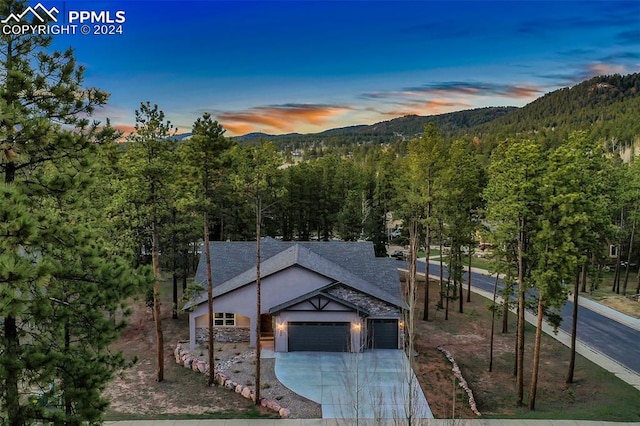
left=35, top=0, right=640, bottom=136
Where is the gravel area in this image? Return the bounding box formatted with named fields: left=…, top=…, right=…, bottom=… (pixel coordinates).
left=192, top=342, right=322, bottom=419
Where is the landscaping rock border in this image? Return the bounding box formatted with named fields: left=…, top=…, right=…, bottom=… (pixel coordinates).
left=437, top=346, right=481, bottom=416
left=174, top=342, right=290, bottom=418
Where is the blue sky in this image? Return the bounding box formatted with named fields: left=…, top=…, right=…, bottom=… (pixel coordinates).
left=30, top=1, right=640, bottom=135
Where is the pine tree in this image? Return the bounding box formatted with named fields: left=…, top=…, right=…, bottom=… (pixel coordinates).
left=484, top=139, right=544, bottom=406
left=121, top=102, right=177, bottom=382
left=231, top=142, right=283, bottom=403
left=1, top=2, right=150, bottom=421
left=181, top=113, right=235, bottom=385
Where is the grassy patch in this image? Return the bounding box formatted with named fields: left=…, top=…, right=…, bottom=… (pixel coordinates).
left=579, top=271, right=640, bottom=318
left=415, top=279, right=640, bottom=421
left=430, top=254, right=496, bottom=271
left=104, top=406, right=279, bottom=421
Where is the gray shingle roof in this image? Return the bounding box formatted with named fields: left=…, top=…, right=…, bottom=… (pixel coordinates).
left=189, top=238, right=405, bottom=309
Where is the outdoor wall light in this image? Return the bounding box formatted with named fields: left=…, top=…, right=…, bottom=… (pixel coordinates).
left=276, top=322, right=286, bottom=332
left=351, top=322, right=361, bottom=331
left=399, top=321, right=405, bottom=329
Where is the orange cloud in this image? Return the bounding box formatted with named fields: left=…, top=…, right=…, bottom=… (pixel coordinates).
left=377, top=98, right=473, bottom=118
left=223, top=122, right=256, bottom=136
left=586, top=63, right=626, bottom=76
left=219, top=104, right=351, bottom=135
left=373, top=82, right=543, bottom=100
left=502, top=85, right=541, bottom=98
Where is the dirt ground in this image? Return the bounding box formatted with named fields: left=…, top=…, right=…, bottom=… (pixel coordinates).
left=103, top=298, right=260, bottom=417
left=104, top=276, right=639, bottom=420
left=103, top=284, right=320, bottom=419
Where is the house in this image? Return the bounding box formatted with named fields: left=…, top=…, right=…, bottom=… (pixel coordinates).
left=186, top=238, right=407, bottom=353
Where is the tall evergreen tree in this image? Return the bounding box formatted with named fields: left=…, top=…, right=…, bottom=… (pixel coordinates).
left=484, top=139, right=544, bottom=406
left=0, top=1, right=150, bottom=422
left=121, top=102, right=177, bottom=382
left=406, top=124, right=446, bottom=320
left=530, top=131, right=611, bottom=407
left=231, top=142, right=283, bottom=404
left=181, top=112, right=235, bottom=385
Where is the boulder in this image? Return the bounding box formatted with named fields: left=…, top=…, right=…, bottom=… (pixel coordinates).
left=279, top=408, right=290, bottom=418
left=241, top=387, right=252, bottom=399
left=266, top=400, right=281, bottom=412
left=216, top=373, right=226, bottom=386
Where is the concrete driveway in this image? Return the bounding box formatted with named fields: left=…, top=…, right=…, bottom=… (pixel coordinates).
left=274, top=350, right=433, bottom=419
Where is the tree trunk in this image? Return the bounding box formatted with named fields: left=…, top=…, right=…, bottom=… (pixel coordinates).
left=613, top=251, right=621, bottom=294
left=466, top=248, right=472, bottom=302
left=489, top=273, right=499, bottom=372
left=445, top=275, right=450, bottom=321
left=502, top=268, right=511, bottom=334
left=439, top=220, right=444, bottom=307
left=623, top=217, right=636, bottom=296
left=513, top=315, right=518, bottom=377
left=516, top=218, right=525, bottom=405
left=502, top=298, right=509, bottom=334
left=407, top=219, right=418, bottom=426
left=255, top=198, right=262, bottom=405
left=528, top=296, right=545, bottom=410
left=566, top=267, right=580, bottom=384
left=458, top=249, right=464, bottom=314
left=172, top=208, right=178, bottom=319
left=580, top=263, right=587, bottom=293
left=613, top=210, right=623, bottom=293
left=204, top=211, right=215, bottom=386
left=152, top=219, right=164, bottom=382
left=423, top=223, right=431, bottom=321
left=182, top=249, right=188, bottom=292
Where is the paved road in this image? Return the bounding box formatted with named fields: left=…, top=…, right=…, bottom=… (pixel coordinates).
left=415, top=260, right=640, bottom=375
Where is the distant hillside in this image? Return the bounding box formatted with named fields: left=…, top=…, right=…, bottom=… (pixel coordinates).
left=175, top=73, right=640, bottom=155
left=241, top=106, right=516, bottom=150
left=468, top=73, right=640, bottom=150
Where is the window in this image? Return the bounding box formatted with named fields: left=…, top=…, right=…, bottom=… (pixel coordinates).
left=214, top=312, right=235, bottom=326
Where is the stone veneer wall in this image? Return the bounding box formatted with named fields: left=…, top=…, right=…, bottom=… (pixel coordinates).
left=326, top=285, right=400, bottom=316
left=195, top=327, right=250, bottom=344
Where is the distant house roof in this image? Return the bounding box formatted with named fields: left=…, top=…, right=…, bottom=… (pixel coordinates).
left=189, top=238, right=406, bottom=309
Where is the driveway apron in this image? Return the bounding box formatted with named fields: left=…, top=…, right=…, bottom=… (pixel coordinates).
left=275, top=350, right=433, bottom=419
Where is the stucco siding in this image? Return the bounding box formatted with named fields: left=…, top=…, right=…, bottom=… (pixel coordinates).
left=189, top=266, right=334, bottom=348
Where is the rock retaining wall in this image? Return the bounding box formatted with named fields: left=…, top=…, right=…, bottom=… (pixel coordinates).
left=174, top=342, right=290, bottom=418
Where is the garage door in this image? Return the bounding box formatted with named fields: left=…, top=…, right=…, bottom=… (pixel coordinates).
left=288, top=322, right=350, bottom=352
left=369, top=319, right=398, bottom=349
